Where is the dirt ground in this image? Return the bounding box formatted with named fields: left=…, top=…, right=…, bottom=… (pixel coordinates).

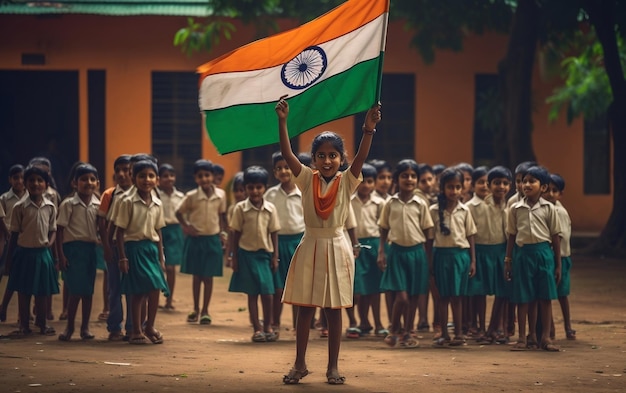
left=1, top=254, right=625, bottom=393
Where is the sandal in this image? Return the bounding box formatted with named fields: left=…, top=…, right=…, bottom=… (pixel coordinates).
left=58, top=330, right=73, bottom=342
left=40, top=326, right=56, bottom=336
left=80, top=331, right=95, bottom=340
left=476, top=335, right=495, bottom=345
left=417, top=322, right=430, bottom=332
left=542, top=342, right=560, bottom=352
left=510, top=341, right=528, bottom=351
left=252, top=331, right=267, bottom=342
left=97, top=312, right=109, bottom=321
left=326, top=371, right=346, bottom=385
left=400, top=333, right=420, bottom=349
left=128, top=336, right=148, bottom=345
left=375, top=328, right=389, bottom=337
left=283, top=368, right=309, bottom=384
left=526, top=341, right=539, bottom=350
left=346, top=327, right=361, bottom=339
left=108, top=331, right=125, bottom=341
left=187, top=311, right=198, bottom=323
left=145, top=329, right=164, bottom=344
left=199, top=314, right=212, bottom=325
left=59, top=311, right=68, bottom=321
left=449, top=336, right=466, bottom=346
left=384, top=334, right=399, bottom=347
left=358, top=326, right=373, bottom=336
left=566, top=329, right=577, bottom=340
left=320, top=328, right=329, bottom=338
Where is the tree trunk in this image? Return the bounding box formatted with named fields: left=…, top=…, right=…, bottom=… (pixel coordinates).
left=585, top=0, right=626, bottom=256
left=496, top=0, right=539, bottom=169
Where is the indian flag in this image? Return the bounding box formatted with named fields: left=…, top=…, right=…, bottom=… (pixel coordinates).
left=198, top=0, right=389, bottom=154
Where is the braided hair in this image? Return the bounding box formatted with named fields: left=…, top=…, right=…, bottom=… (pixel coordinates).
left=436, top=168, right=464, bottom=236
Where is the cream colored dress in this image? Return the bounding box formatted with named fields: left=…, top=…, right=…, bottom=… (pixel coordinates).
left=282, top=164, right=362, bottom=309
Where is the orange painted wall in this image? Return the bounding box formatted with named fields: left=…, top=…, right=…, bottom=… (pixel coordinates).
left=0, top=14, right=611, bottom=231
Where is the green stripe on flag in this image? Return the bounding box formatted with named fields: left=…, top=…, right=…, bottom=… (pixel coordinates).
left=204, top=56, right=382, bottom=154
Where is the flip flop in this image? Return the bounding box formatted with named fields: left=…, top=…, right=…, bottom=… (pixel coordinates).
left=40, top=326, right=56, bottom=336
left=81, top=331, right=95, bottom=340
left=510, top=341, right=528, bottom=351
left=449, top=337, right=466, bottom=346
left=97, top=312, right=109, bottom=321
left=400, top=333, right=420, bottom=349
left=199, top=314, right=212, bottom=325
left=384, top=334, right=399, bottom=347
left=566, top=329, right=577, bottom=340
left=146, top=330, right=164, bottom=344
left=346, top=327, right=361, bottom=339
left=58, top=330, right=74, bottom=341
left=283, top=368, right=309, bottom=384
left=326, top=371, right=346, bottom=385
left=187, top=311, right=198, bottom=323
left=128, top=336, right=148, bottom=345
left=542, top=342, right=560, bottom=352
left=252, top=331, right=266, bottom=342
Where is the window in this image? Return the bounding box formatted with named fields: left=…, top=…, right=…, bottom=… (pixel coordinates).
left=473, top=74, right=499, bottom=166
left=584, top=115, right=610, bottom=194
left=354, top=73, right=414, bottom=166
left=152, top=72, right=202, bottom=191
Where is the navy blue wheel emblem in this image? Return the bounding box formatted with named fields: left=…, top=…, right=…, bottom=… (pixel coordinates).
left=281, top=46, right=328, bottom=90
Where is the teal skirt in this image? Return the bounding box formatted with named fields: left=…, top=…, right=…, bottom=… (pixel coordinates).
left=511, top=242, right=557, bottom=303
left=557, top=256, right=572, bottom=297
left=162, top=224, right=184, bottom=266
left=433, top=247, right=470, bottom=297
left=229, top=249, right=275, bottom=295
left=467, top=243, right=506, bottom=296
left=95, top=244, right=107, bottom=270
left=8, top=247, right=60, bottom=296
left=380, top=243, right=428, bottom=296
left=181, top=235, right=223, bottom=277
left=62, top=241, right=97, bottom=296
left=354, top=237, right=382, bottom=295
left=273, top=233, right=303, bottom=289
left=121, top=240, right=170, bottom=297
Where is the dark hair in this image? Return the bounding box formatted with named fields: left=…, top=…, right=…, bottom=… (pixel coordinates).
left=432, top=164, right=446, bottom=175
left=524, top=166, right=551, bottom=186
left=232, top=171, right=244, bottom=189
left=9, top=164, right=24, bottom=177
left=272, top=151, right=285, bottom=166
left=549, top=173, right=565, bottom=192
left=393, top=159, right=420, bottom=183
left=24, top=165, right=50, bottom=185
left=158, top=163, right=175, bottom=177
left=28, top=156, right=57, bottom=189
left=213, top=163, right=225, bottom=176
left=243, top=166, right=269, bottom=186
left=471, top=166, right=489, bottom=185
left=113, top=154, right=131, bottom=169
left=487, top=166, right=513, bottom=183
left=193, top=159, right=213, bottom=174
left=74, top=163, right=99, bottom=180
left=132, top=160, right=158, bottom=179
left=361, top=163, right=377, bottom=179
left=368, top=159, right=392, bottom=174
left=417, top=163, right=433, bottom=177
left=436, top=168, right=464, bottom=236
left=514, top=161, right=537, bottom=176
left=311, top=131, right=346, bottom=161
left=130, top=153, right=157, bottom=165
left=455, top=162, right=474, bottom=175
left=297, top=152, right=312, bottom=167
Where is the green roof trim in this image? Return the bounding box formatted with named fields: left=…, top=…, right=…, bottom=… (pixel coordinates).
left=0, top=0, right=214, bottom=16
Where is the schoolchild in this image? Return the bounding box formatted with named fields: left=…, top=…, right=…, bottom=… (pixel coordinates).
left=428, top=168, right=477, bottom=347
left=505, top=166, right=561, bottom=352
left=5, top=165, right=59, bottom=336
left=415, top=163, right=436, bottom=206
left=212, top=163, right=225, bottom=187
left=228, top=166, right=280, bottom=342
left=176, top=159, right=227, bottom=325
left=455, top=162, right=474, bottom=204
left=157, top=163, right=185, bottom=310
left=431, top=164, right=446, bottom=196
left=56, top=164, right=100, bottom=341
left=115, top=160, right=169, bottom=344
left=378, top=159, right=434, bottom=348
left=507, top=161, right=537, bottom=208
left=276, top=95, right=380, bottom=385
left=264, top=152, right=304, bottom=336
left=543, top=173, right=575, bottom=340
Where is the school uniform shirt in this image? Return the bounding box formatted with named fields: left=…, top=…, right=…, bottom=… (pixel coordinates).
left=466, top=194, right=508, bottom=245
left=44, top=187, right=61, bottom=207
left=1, top=189, right=28, bottom=227
left=0, top=203, right=5, bottom=222
left=264, top=184, right=305, bottom=235
left=176, top=186, right=226, bottom=236
left=230, top=198, right=280, bottom=252
left=114, top=192, right=165, bottom=242
left=158, top=187, right=185, bottom=225
left=507, top=197, right=561, bottom=247
left=430, top=202, right=477, bottom=248
left=57, top=194, right=100, bottom=243
left=506, top=192, right=522, bottom=209
left=555, top=201, right=571, bottom=257
left=351, top=192, right=384, bottom=239
left=380, top=194, right=434, bottom=246
left=414, top=188, right=433, bottom=206
left=10, top=197, right=57, bottom=248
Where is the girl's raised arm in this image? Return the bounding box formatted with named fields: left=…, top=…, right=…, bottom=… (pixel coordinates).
left=276, top=95, right=302, bottom=177
left=350, top=103, right=381, bottom=179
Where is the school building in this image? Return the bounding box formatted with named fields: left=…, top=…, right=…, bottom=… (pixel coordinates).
left=0, top=1, right=612, bottom=232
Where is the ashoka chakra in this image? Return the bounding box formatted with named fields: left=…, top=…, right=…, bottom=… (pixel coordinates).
left=280, top=46, right=328, bottom=90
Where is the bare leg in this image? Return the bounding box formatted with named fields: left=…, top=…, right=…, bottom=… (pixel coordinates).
left=101, top=273, right=109, bottom=314
left=130, top=294, right=145, bottom=339
left=144, top=290, right=160, bottom=334
left=0, top=288, right=15, bottom=322
left=357, top=294, right=371, bottom=330
left=539, top=299, right=556, bottom=349
left=475, top=295, right=487, bottom=333
left=201, top=277, right=213, bottom=316
left=450, top=296, right=463, bottom=339
left=80, top=295, right=93, bottom=337
left=62, top=295, right=80, bottom=338
left=165, top=265, right=175, bottom=308
left=416, top=294, right=428, bottom=330
left=34, top=295, right=48, bottom=331
left=192, top=275, right=201, bottom=314
left=61, top=283, right=68, bottom=318
left=527, top=300, right=538, bottom=345
left=384, top=291, right=395, bottom=326
left=438, top=296, right=450, bottom=340
left=260, top=294, right=273, bottom=332
left=371, top=293, right=384, bottom=331
left=248, top=295, right=261, bottom=332
left=345, top=306, right=357, bottom=328
left=45, top=295, right=54, bottom=320
left=272, top=288, right=283, bottom=329
left=293, top=306, right=316, bottom=371
left=391, top=291, right=408, bottom=334
left=558, top=296, right=573, bottom=336
left=325, top=308, right=343, bottom=380
left=17, top=293, right=31, bottom=331
left=516, top=302, right=529, bottom=345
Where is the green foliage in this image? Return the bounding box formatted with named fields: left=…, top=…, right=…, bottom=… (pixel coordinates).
left=547, top=32, right=626, bottom=123
left=174, top=18, right=236, bottom=56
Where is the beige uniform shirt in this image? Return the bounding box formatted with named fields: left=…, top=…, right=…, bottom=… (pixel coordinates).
left=507, top=197, right=561, bottom=247
left=414, top=189, right=432, bottom=206
left=44, top=187, right=61, bottom=207
left=0, top=189, right=27, bottom=227
left=57, top=194, right=100, bottom=243
left=556, top=201, right=571, bottom=257
left=177, top=187, right=226, bottom=236
left=10, top=197, right=57, bottom=248
left=379, top=194, right=434, bottom=246
left=230, top=199, right=281, bottom=252
left=115, top=192, right=165, bottom=242
left=506, top=192, right=522, bottom=209
left=264, top=184, right=305, bottom=235
left=466, top=194, right=508, bottom=245
left=351, top=192, right=384, bottom=239
left=158, top=187, right=185, bottom=225
left=294, top=164, right=362, bottom=229
left=430, top=202, right=477, bottom=248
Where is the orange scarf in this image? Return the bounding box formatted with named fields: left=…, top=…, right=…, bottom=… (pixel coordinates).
left=312, top=171, right=342, bottom=220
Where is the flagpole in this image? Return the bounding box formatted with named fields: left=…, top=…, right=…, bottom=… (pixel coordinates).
left=375, top=0, right=390, bottom=104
